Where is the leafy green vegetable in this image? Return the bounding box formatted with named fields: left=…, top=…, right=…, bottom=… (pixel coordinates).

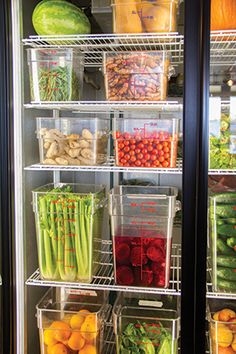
left=119, top=321, right=175, bottom=354
left=35, top=186, right=103, bottom=282
left=30, top=65, right=81, bottom=101
left=209, top=113, right=236, bottom=169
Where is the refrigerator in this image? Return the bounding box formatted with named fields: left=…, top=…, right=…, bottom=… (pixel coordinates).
left=1, top=0, right=234, bottom=353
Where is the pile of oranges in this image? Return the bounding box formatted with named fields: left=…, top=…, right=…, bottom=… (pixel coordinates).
left=43, top=309, right=99, bottom=354
left=211, top=308, right=236, bottom=354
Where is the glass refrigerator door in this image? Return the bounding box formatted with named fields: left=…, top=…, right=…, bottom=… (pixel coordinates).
left=10, top=0, right=216, bottom=353
left=206, top=3, right=236, bottom=354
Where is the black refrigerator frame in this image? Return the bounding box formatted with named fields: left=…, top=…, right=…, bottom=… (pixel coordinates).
left=0, top=0, right=212, bottom=353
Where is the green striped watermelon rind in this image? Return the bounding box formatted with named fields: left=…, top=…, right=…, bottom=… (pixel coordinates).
left=32, top=0, right=91, bottom=36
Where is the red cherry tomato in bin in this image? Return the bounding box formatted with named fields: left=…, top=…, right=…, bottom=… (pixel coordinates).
left=144, top=154, right=151, bottom=161
left=137, top=153, right=143, bottom=160
left=124, top=140, right=130, bottom=146
left=164, top=153, right=170, bottom=159
left=135, top=160, right=142, bottom=166
left=158, top=156, right=165, bottom=163
left=163, top=147, right=169, bottom=153
left=135, top=148, right=141, bottom=154
left=124, top=146, right=130, bottom=153
left=142, top=148, right=148, bottom=155
left=124, top=154, right=131, bottom=160
left=150, top=155, right=157, bottom=161
left=130, top=156, right=136, bottom=162
left=162, top=161, right=169, bottom=168
left=130, top=144, right=136, bottom=150
left=147, top=145, right=153, bottom=152
left=157, top=144, right=163, bottom=151
left=118, top=143, right=124, bottom=149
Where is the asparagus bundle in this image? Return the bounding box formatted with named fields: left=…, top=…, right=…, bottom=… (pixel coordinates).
left=34, top=185, right=104, bottom=282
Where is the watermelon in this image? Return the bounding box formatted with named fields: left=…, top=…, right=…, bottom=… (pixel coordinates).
left=32, top=0, right=91, bottom=35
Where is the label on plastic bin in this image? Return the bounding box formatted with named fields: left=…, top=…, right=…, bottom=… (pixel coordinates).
left=65, top=289, right=97, bottom=297
left=139, top=300, right=163, bottom=308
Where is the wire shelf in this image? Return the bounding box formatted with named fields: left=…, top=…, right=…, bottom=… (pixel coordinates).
left=24, top=157, right=183, bottom=174
left=26, top=241, right=181, bottom=295
left=23, top=31, right=236, bottom=68
left=211, top=30, right=236, bottom=66
left=24, top=100, right=183, bottom=112
left=22, top=33, right=184, bottom=67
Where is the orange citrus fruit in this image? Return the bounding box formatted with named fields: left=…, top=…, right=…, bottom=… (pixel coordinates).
left=44, top=329, right=58, bottom=346
left=47, top=343, right=69, bottom=354
left=49, top=321, right=72, bottom=342
left=70, top=310, right=90, bottom=330
left=79, top=344, right=97, bottom=354
left=68, top=332, right=85, bottom=351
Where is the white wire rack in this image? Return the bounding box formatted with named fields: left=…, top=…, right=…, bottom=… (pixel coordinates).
left=24, top=157, right=183, bottom=174
left=26, top=241, right=181, bottom=295
left=24, top=100, right=183, bottom=112
left=22, top=33, right=184, bottom=67
left=103, top=322, right=116, bottom=354
left=22, top=31, right=236, bottom=68
left=211, top=30, right=236, bottom=66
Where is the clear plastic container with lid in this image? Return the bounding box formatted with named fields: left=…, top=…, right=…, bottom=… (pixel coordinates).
left=113, top=115, right=179, bottom=168
left=27, top=48, right=84, bottom=102
left=209, top=192, right=236, bottom=293
left=109, top=185, right=180, bottom=288
left=32, top=183, right=106, bottom=283
left=113, top=292, right=180, bottom=354
left=103, top=51, right=172, bottom=101
left=207, top=298, right=236, bottom=354
left=36, top=114, right=110, bottom=166
left=37, top=288, right=110, bottom=354
left=112, top=0, right=179, bottom=33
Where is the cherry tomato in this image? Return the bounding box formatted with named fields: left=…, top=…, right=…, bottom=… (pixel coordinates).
left=163, top=141, right=169, bottom=147
left=141, top=159, right=146, bottom=164
left=163, top=147, right=169, bottom=153
left=130, top=150, right=135, bottom=156
left=130, top=144, right=136, bottom=150
left=153, top=160, right=160, bottom=167
left=124, top=146, right=130, bottom=153
left=130, top=139, right=136, bottom=145
left=135, top=160, right=141, bottom=166
left=144, top=153, right=151, bottom=160
left=118, top=143, right=124, bottom=149
left=124, top=140, right=130, bottom=146
left=118, top=151, right=124, bottom=158
left=124, top=133, right=131, bottom=139
left=142, top=148, right=148, bottom=155
left=157, top=144, right=163, bottom=151
left=135, top=148, right=141, bottom=154
left=145, top=162, right=151, bottom=167
left=137, top=153, right=144, bottom=160
left=158, top=150, right=164, bottom=156
left=130, top=156, right=136, bottom=162
left=142, top=139, right=149, bottom=145
left=153, top=139, right=160, bottom=145
left=138, top=143, right=144, bottom=149
left=116, top=131, right=121, bottom=139
left=147, top=145, right=153, bottom=152
left=124, top=154, right=130, bottom=160
left=151, top=149, right=158, bottom=155
left=120, top=158, right=126, bottom=164
left=158, top=156, right=165, bottom=163
left=164, top=153, right=170, bottom=159
left=150, top=155, right=157, bottom=161
left=162, top=161, right=169, bottom=167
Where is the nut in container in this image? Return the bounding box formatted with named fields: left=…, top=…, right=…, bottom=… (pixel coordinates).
left=37, top=114, right=110, bottom=166
left=103, top=51, right=173, bottom=101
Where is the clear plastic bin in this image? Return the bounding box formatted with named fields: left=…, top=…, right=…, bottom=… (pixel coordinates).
left=207, top=298, right=236, bottom=354
left=32, top=183, right=106, bottom=283
left=109, top=185, right=180, bottom=288
left=27, top=48, right=84, bottom=102
left=37, top=288, right=110, bottom=354
left=209, top=111, right=236, bottom=170
left=112, top=0, right=178, bottom=33
left=113, top=292, right=180, bottom=353
left=36, top=115, right=110, bottom=166
left=103, top=51, right=172, bottom=101
left=113, top=116, right=179, bottom=168
left=209, top=192, right=236, bottom=293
